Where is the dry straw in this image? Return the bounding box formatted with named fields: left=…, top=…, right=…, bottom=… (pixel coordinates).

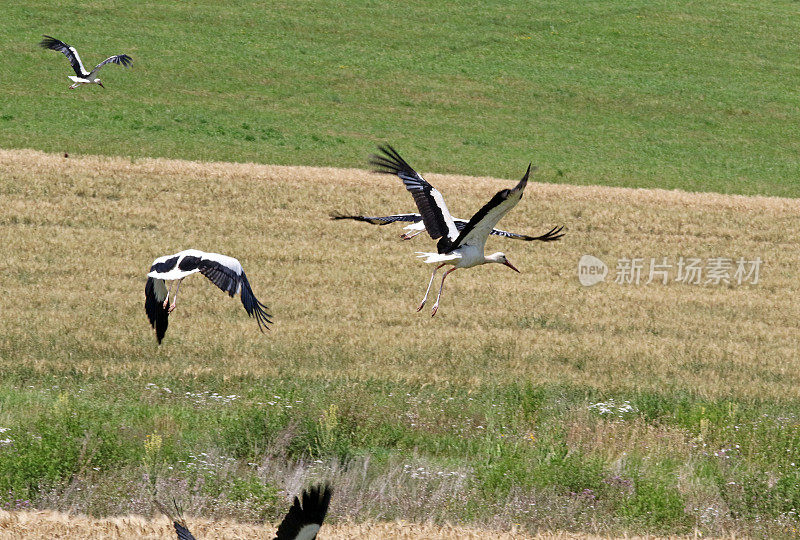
left=0, top=509, right=738, bottom=539
left=1, top=149, right=799, bottom=399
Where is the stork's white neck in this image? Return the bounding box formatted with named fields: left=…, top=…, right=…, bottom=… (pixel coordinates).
left=485, top=252, right=506, bottom=264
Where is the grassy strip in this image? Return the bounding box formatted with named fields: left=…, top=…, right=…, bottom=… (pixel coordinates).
left=3, top=1, right=800, bottom=195
left=1, top=372, right=799, bottom=536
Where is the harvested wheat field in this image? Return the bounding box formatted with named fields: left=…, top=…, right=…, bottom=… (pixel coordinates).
left=1, top=149, right=798, bottom=397
left=0, top=510, right=735, bottom=539
left=1, top=148, right=799, bottom=537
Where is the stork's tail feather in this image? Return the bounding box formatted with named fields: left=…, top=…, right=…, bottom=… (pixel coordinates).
left=145, top=278, right=170, bottom=344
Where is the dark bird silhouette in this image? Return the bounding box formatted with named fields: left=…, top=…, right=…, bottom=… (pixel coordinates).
left=160, top=484, right=332, bottom=540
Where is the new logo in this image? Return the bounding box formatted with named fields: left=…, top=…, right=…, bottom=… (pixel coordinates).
left=578, top=255, right=608, bottom=286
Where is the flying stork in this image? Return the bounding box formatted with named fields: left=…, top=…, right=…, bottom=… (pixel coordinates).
left=331, top=212, right=563, bottom=242
left=371, top=145, right=562, bottom=316
left=145, top=249, right=271, bottom=344
left=39, top=35, right=132, bottom=89
left=272, top=484, right=333, bottom=540
left=165, top=483, right=333, bottom=540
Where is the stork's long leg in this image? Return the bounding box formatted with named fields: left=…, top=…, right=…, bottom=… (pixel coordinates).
left=417, top=263, right=446, bottom=312
left=162, top=281, right=175, bottom=309
left=168, top=278, right=183, bottom=313
left=401, top=230, right=424, bottom=240
left=431, top=268, right=456, bottom=317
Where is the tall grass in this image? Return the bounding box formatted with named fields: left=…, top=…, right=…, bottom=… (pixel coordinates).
left=2, top=374, right=800, bottom=536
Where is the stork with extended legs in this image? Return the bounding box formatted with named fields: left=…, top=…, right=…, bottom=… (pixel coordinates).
left=370, top=145, right=563, bottom=316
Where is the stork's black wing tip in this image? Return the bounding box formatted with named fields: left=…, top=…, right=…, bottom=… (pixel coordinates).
left=155, top=498, right=196, bottom=540
left=239, top=276, right=272, bottom=332
left=376, top=143, right=397, bottom=156
left=520, top=163, right=536, bottom=182
left=145, top=278, right=170, bottom=344
left=274, top=483, right=333, bottom=540
left=256, top=307, right=273, bottom=332
left=369, top=144, right=413, bottom=176
left=39, top=35, right=60, bottom=48
left=329, top=213, right=371, bottom=223
left=537, top=225, right=565, bottom=242
left=173, top=520, right=196, bottom=540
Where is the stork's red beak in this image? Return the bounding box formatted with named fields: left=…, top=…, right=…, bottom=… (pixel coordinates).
left=98, top=82, right=105, bottom=89
left=504, top=259, right=520, bottom=273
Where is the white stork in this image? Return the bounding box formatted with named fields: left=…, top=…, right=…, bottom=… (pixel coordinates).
left=145, top=249, right=271, bottom=344
left=331, top=212, right=564, bottom=242
left=371, top=145, right=561, bottom=316
left=166, top=483, right=332, bottom=540
left=39, top=35, right=132, bottom=89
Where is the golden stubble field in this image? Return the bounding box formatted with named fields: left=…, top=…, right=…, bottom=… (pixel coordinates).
left=1, top=149, right=799, bottom=400
left=0, top=509, right=735, bottom=539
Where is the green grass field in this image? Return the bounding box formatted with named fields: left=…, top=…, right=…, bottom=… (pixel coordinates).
left=3, top=0, right=800, bottom=196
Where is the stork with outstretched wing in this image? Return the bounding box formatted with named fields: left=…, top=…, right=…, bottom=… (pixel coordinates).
left=145, top=249, right=271, bottom=343
left=331, top=212, right=563, bottom=241
left=39, top=35, right=132, bottom=89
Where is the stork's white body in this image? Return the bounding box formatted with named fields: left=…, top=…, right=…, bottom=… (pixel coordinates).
left=417, top=245, right=483, bottom=268
left=147, top=249, right=243, bottom=284
left=68, top=75, right=97, bottom=88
